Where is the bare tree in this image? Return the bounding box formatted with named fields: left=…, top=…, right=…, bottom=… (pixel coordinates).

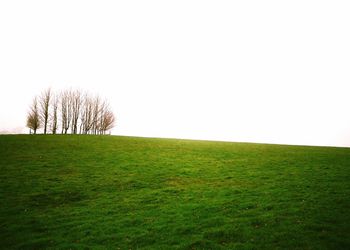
left=26, top=97, right=41, bottom=134
left=100, top=108, right=115, bottom=134
left=51, top=94, right=59, bottom=134
left=92, top=96, right=101, bottom=135
left=80, top=94, right=94, bottom=134
left=39, top=88, right=52, bottom=134
left=97, top=100, right=106, bottom=134
left=61, top=89, right=73, bottom=134
left=61, top=91, right=67, bottom=134
left=96, top=100, right=115, bottom=134
left=71, top=90, right=82, bottom=134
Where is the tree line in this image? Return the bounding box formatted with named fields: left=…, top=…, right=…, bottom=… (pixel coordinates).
left=26, top=88, right=115, bottom=135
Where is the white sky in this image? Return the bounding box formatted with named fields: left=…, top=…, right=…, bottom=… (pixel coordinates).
left=0, top=1, right=350, bottom=147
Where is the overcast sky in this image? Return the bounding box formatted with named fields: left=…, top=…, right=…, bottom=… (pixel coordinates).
left=0, top=1, right=349, bottom=147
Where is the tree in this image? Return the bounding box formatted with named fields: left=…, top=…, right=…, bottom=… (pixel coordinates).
left=51, top=94, right=59, bottom=134
left=39, top=88, right=52, bottom=134
left=80, top=94, right=93, bottom=134
left=91, top=96, right=101, bottom=135
left=71, top=90, right=82, bottom=134
left=100, top=109, right=115, bottom=134
left=96, top=100, right=115, bottom=134
left=60, top=89, right=73, bottom=134
left=26, top=97, right=41, bottom=134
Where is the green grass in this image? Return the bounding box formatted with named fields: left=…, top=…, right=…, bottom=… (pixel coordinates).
left=0, top=135, right=349, bottom=249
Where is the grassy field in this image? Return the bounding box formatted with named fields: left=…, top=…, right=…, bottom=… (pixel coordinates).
left=0, top=135, right=349, bottom=249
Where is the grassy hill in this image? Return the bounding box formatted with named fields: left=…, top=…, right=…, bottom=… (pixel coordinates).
left=0, top=135, right=349, bottom=249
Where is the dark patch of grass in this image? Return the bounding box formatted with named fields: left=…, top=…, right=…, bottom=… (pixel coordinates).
left=0, top=135, right=349, bottom=249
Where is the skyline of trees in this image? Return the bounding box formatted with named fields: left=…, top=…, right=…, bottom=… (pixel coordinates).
left=27, top=88, right=115, bottom=135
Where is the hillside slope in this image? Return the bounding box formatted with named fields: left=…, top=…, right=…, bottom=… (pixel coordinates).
left=0, top=135, right=349, bottom=249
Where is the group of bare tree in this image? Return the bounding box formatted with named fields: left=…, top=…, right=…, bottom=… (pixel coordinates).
left=26, top=88, right=115, bottom=135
